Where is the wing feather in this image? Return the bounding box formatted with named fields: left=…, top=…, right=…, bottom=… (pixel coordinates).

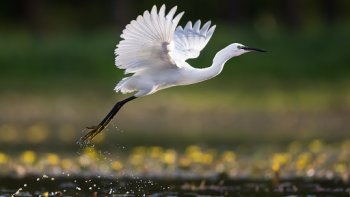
left=171, top=20, right=216, bottom=61
left=115, top=5, right=184, bottom=74
left=115, top=5, right=216, bottom=74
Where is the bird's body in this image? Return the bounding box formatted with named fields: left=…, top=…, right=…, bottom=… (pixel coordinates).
left=116, top=62, right=218, bottom=96
left=115, top=44, right=245, bottom=97
left=80, top=5, right=265, bottom=143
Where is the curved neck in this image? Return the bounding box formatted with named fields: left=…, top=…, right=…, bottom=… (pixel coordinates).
left=196, top=47, right=233, bottom=82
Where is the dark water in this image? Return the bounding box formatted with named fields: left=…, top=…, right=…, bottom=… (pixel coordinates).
left=1, top=176, right=349, bottom=197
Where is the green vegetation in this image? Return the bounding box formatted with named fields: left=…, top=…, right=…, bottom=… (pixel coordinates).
left=1, top=24, right=350, bottom=91
left=0, top=25, right=349, bottom=150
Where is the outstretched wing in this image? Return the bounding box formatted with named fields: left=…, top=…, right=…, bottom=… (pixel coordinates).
left=115, top=5, right=184, bottom=74
left=170, top=20, right=216, bottom=61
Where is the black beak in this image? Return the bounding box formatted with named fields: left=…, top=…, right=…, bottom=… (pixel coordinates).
left=241, top=46, right=266, bottom=52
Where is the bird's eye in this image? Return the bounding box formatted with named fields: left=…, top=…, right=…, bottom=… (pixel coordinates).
left=237, top=45, right=243, bottom=49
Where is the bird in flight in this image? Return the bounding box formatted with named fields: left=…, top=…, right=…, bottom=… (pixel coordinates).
left=80, top=5, right=265, bottom=144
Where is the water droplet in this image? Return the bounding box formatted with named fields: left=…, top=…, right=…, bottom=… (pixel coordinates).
left=12, top=188, right=22, bottom=196
left=76, top=187, right=81, bottom=191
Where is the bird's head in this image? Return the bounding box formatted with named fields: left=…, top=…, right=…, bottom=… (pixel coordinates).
left=228, top=43, right=266, bottom=57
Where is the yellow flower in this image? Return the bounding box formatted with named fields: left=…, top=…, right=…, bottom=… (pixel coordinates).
left=149, top=146, right=163, bottom=158
left=84, top=147, right=98, bottom=159
left=111, top=161, right=123, bottom=171
left=296, top=152, right=312, bottom=170
left=185, top=145, right=201, bottom=155
left=271, top=153, right=290, bottom=172
left=179, top=156, right=191, bottom=168
left=21, top=150, right=36, bottom=165
left=61, top=158, right=74, bottom=170
left=201, top=153, right=213, bottom=165
left=272, top=162, right=280, bottom=172
left=129, top=154, right=144, bottom=166
left=0, top=152, right=9, bottom=164
left=186, top=146, right=204, bottom=163
left=221, top=151, right=236, bottom=163
left=273, top=153, right=290, bottom=165
left=162, top=149, right=176, bottom=165
left=42, top=191, right=49, bottom=197
left=47, top=153, right=59, bottom=166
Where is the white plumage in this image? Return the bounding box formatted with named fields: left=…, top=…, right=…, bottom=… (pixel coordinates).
left=81, top=5, right=265, bottom=143
left=114, top=5, right=219, bottom=97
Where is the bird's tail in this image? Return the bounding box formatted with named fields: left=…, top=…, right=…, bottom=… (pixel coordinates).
left=114, top=77, right=135, bottom=94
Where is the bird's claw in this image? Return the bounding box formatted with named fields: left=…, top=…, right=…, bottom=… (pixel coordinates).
left=78, top=125, right=103, bottom=147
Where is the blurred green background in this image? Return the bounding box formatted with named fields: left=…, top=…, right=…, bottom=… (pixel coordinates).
left=1, top=0, right=350, bottom=152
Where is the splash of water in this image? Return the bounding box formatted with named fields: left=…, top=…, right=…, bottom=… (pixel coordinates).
left=11, top=187, right=22, bottom=197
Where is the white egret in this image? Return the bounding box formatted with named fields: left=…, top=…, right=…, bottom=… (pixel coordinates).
left=80, top=5, right=265, bottom=143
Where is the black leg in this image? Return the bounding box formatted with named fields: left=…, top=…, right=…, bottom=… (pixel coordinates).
left=79, top=96, right=136, bottom=145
